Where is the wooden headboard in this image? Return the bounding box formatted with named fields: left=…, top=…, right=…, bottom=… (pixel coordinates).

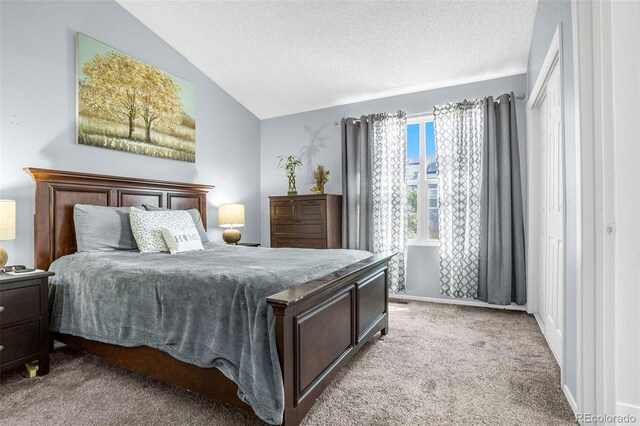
left=25, top=168, right=214, bottom=270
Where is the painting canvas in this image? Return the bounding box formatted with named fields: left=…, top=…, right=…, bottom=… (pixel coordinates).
left=77, top=33, right=196, bottom=162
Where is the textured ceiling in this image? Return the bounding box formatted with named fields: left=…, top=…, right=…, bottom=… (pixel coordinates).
left=117, top=0, right=538, bottom=119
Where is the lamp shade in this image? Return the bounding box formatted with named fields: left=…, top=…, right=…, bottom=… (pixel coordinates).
left=218, top=203, right=245, bottom=228
left=0, top=200, right=16, bottom=241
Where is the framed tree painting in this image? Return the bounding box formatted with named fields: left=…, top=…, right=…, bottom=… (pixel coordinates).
left=77, top=33, right=196, bottom=162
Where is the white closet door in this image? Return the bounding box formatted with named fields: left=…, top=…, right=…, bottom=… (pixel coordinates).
left=543, top=61, right=564, bottom=363
left=536, top=94, right=549, bottom=324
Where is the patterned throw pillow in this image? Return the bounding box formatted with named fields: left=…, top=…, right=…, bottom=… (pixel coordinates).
left=161, top=227, right=204, bottom=254
left=129, top=207, right=197, bottom=253
left=143, top=205, right=210, bottom=243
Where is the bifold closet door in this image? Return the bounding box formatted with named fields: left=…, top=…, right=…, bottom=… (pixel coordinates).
left=530, top=52, right=565, bottom=366
left=542, top=61, right=564, bottom=364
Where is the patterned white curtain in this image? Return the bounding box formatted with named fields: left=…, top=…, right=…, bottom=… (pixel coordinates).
left=434, top=100, right=484, bottom=298
left=371, top=112, right=407, bottom=293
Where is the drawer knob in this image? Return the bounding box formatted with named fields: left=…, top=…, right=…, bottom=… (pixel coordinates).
left=0, top=345, right=3, bottom=352
left=0, top=306, right=4, bottom=313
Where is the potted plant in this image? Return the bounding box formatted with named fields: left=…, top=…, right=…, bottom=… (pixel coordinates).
left=310, top=165, right=330, bottom=194
left=277, top=155, right=303, bottom=196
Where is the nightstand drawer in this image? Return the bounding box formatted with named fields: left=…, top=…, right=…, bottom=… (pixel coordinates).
left=0, top=321, right=40, bottom=365
left=0, top=285, right=40, bottom=326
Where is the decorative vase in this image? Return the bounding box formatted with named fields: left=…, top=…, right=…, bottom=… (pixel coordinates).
left=277, top=154, right=302, bottom=196
left=287, top=174, right=297, bottom=196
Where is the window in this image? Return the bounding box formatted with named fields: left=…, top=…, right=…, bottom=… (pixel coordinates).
left=407, top=115, right=439, bottom=244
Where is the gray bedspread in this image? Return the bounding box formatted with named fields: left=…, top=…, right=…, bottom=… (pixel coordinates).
left=48, top=243, right=371, bottom=424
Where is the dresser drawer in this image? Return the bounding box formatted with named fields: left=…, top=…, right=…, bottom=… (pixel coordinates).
left=0, top=321, right=40, bottom=365
left=271, top=201, right=296, bottom=220
left=272, top=223, right=325, bottom=239
left=0, top=285, right=40, bottom=325
left=272, top=238, right=326, bottom=249
left=295, top=199, right=325, bottom=221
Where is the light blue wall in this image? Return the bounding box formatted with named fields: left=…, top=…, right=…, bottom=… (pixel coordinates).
left=0, top=1, right=578, bottom=397
left=260, top=74, right=528, bottom=299
left=527, top=0, right=576, bottom=398
left=0, top=0, right=262, bottom=265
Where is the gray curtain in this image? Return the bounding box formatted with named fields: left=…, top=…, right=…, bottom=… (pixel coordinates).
left=341, top=113, right=407, bottom=293
left=478, top=93, right=526, bottom=305
left=341, top=117, right=373, bottom=251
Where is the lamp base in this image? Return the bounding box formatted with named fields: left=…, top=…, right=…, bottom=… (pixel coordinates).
left=0, top=247, right=7, bottom=269
left=222, top=229, right=241, bottom=245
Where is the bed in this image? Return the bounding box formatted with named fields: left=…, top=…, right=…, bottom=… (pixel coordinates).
left=26, top=168, right=394, bottom=426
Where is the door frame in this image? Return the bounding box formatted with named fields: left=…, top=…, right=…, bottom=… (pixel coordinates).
left=572, top=0, right=617, bottom=420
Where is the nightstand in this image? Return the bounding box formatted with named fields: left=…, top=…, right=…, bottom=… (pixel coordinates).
left=236, top=243, right=261, bottom=247
left=0, top=271, right=54, bottom=376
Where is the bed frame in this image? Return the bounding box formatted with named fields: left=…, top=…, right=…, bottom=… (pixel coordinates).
left=25, top=167, right=393, bottom=426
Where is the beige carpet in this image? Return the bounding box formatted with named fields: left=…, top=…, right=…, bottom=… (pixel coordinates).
left=0, top=301, right=575, bottom=425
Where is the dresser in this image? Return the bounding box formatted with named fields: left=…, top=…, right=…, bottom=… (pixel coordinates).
left=269, top=194, right=342, bottom=249
left=0, top=271, right=53, bottom=376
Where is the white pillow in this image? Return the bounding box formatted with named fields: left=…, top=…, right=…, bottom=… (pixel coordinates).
left=129, top=207, right=196, bottom=253
left=161, top=227, right=204, bottom=254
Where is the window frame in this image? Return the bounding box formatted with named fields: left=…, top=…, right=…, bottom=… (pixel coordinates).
left=407, top=114, right=440, bottom=246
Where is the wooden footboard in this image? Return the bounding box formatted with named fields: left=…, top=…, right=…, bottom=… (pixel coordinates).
left=54, top=252, right=393, bottom=426
left=267, top=252, right=394, bottom=426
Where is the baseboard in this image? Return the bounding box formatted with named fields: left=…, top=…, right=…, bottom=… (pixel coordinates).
left=533, top=312, right=562, bottom=366
left=617, top=402, right=640, bottom=419
left=390, top=294, right=527, bottom=311
left=563, top=384, right=578, bottom=415
left=533, top=312, right=545, bottom=333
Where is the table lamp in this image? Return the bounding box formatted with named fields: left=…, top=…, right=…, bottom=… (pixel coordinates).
left=0, top=200, right=16, bottom=268
left=218, top=203, right=245, bottom=244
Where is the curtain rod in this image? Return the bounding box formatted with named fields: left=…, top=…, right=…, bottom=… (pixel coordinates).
left=333, top=93, right=526, bottom=126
